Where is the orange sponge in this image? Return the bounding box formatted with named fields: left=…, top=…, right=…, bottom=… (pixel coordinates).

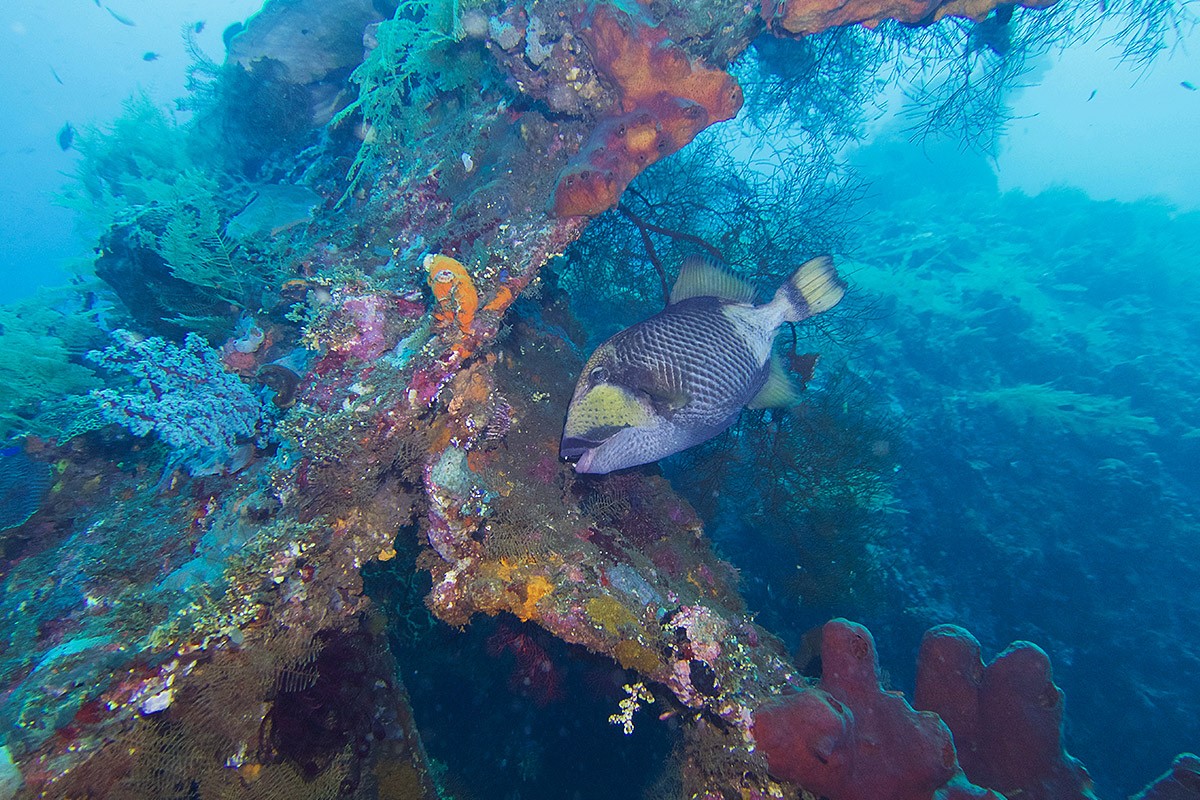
left=550, top=6, right=743, bottom=218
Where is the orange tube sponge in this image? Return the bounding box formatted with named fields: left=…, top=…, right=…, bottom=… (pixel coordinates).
left=425, top=254, right=479, bottom=334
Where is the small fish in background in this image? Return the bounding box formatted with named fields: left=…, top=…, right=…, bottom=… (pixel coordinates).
left=1087, top=89, right=1097, bottom=101
left=49, top=65, right=63, bottom=85
left=57, top=122, right=75, bottom=151
left=105, top=7, right=135, bottom=26
left=192, top=20, right=206, bottom=34
left=1182, top=81, right=1197, bottom=91
left=561, top=255, right=846, bottom=474
left=142, top=51, right=158, bottom=61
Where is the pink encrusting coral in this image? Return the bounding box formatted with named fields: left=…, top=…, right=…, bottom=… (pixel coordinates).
left=331, top=294, right=392, bottom=361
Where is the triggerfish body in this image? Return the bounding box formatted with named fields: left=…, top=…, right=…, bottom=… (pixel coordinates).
left=561, top=255, right=846, bottom=474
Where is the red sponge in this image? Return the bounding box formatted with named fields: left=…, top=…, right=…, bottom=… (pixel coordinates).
left=915, top=624, right=1098, bottom=800
left=753, top=619, right=1001, bottom=800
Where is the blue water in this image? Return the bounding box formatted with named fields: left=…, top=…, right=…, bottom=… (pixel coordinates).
left=1, top=1, right=1198, bottom=798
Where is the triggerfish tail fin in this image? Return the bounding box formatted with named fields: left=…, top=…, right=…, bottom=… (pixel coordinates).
left=769, top=255, right=846, bottom=324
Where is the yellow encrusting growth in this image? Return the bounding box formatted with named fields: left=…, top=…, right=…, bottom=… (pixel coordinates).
left=609, top=681, right=655, bottom=735
left=518, top=575, right=554, bottom=621
left=586, top=595, right=639, bottom=635
left=494, top=557, right=521, bottom=582
left=614, top=640, right=661, bottom=674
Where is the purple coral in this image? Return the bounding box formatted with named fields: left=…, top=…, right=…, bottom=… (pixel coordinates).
left=89, top=331, right=267, bottom=475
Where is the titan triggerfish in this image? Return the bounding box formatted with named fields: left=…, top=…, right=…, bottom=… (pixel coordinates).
left=561, top=254, right=845, bottom=474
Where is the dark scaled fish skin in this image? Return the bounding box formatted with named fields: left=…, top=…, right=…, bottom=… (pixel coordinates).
left=569, top=297, right=763, bottom=469
left=562, top=255, right=845, bottom=474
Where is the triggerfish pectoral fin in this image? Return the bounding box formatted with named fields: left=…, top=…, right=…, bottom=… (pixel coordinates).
left=748, top=355, right=802, bottom=409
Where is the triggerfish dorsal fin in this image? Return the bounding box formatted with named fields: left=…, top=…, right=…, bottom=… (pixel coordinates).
left=747, top=354, right=803, bottom=409
left=669, top=255, right=757, bottom=306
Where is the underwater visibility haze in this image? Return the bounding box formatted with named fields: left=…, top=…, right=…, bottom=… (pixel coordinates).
left=0, top=0, right=1198, bottom=798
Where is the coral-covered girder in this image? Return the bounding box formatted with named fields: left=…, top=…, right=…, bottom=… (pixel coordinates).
left=5, top=0, right=1082, bottom=796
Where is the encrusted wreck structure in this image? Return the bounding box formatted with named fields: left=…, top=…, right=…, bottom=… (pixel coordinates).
left=1, top=0, right=1194, bottom=798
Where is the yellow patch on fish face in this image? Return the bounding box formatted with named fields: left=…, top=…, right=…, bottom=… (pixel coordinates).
left=564, top=383, right=652, bottom=438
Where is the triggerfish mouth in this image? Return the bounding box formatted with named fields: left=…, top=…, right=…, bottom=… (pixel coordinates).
left=561, top=255, right=846, bottom=474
